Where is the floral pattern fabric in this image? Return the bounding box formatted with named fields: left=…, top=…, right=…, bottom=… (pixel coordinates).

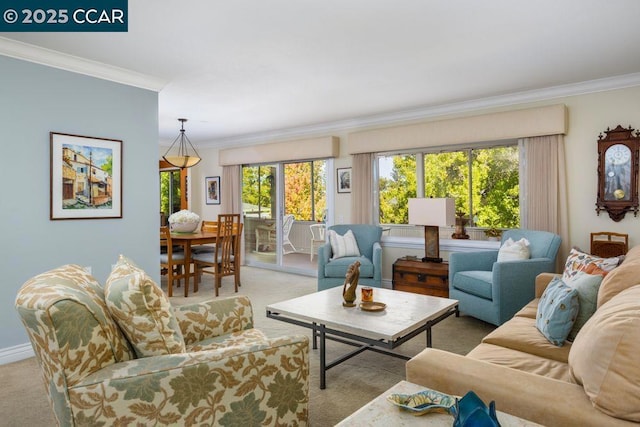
left=15, top=263, right=309, bottom=426
left=106, top=255, right=186, bottom=357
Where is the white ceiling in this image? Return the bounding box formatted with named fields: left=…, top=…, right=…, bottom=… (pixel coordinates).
left=3, top=0, right=640, bottom=147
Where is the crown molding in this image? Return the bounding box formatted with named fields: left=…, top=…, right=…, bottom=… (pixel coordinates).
left=0, top=37, right=167, bottom=92
left=202, top=72, right=640, bottom=149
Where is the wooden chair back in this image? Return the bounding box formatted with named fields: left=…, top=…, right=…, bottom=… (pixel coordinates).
left=193, top=214, right=243, bottom=296
left=590, top=231, right=629, bottom=258
left=201, top=220, right=218, bottom=233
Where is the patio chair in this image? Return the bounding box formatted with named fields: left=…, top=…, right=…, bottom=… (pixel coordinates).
left=309, top=223, right=326, bottom=261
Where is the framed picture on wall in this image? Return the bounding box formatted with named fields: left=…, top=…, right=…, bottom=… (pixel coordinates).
left=205, top=176, right=221, bottom=205
left=337, top=167, right=352, bottom=193
left=50, top=132, right=122, bottom=220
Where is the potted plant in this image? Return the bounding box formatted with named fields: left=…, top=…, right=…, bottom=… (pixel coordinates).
left=484, top=226, right=502, bottom=241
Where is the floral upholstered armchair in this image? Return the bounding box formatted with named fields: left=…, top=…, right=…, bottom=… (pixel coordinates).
left=15, top=258, right=309, bottom=426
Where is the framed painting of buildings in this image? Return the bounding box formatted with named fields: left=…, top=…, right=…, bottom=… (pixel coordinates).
left=205, top=176, right=221, bottom=205
left=50, top=132, right=123, bottom=220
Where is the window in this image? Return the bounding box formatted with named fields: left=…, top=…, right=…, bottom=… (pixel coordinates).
left=378, top=154, right=416, bottom=224
left=377, top=144, right=519, bottom=228
left=160, top=169, right=182, bottom=223
left=242, top=165, right=276, bottom=219
left=284, top=160, right=326, bottom=221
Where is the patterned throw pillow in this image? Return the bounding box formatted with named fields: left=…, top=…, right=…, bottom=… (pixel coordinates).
left=497, top=237, right=530, bottom=262
left=536, top=278, right=579, bottom=346
left=562, top=247, right=622, bottom=280
left=328, top=229, right=361, bottom=259
left=105, top=255, right=186, bottom=358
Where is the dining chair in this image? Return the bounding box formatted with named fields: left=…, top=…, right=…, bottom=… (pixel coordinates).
left=192, top=220, right=218, bottom=254
left=160, top=226, right=188, bottom=297
left=193, top=214, right=242, bottom=296
left=590, top=231, right=628, bottom=258
left=309, top=223, right=326, bottom=261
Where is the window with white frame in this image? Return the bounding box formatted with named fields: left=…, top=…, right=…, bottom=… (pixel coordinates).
left=377, top=143, right=519, bottom=229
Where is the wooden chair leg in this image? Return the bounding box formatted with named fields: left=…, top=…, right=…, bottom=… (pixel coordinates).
left=167, top=267, right=173, bottom=297
left=214, top=273, right=221, bottom=297
left=193, top=264, right=199, bottom=293
left=184, top=270, right=189, bottom=297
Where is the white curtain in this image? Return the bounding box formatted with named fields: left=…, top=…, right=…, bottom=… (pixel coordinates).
left=520, top=135, right=569, bottom=268
left=351, top=153, right=374, bottom=224
left=220, top=165, right=241, bottom=214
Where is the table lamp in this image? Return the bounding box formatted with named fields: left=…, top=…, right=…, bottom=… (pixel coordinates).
left=408, top=198, right=456, bottom=263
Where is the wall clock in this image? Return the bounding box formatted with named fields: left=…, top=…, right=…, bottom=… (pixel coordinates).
left=596, top=125, right=640, bottom=221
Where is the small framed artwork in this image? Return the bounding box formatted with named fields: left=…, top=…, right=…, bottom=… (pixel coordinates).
left=50, top=132, right=122, bottom=220
left=205, top=176, right=221, bottom=205
left=337, top=167, right=352, bottom=193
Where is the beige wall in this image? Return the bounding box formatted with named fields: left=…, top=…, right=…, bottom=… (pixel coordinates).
left=184, top=84, right=640, bottom=255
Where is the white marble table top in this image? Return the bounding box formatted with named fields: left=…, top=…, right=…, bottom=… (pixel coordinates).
left=266, top=287, right=458, bottom=342
left=336, top=380, right=542, bottom=426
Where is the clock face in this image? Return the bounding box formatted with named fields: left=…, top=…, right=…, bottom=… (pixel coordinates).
left=606, top=144, right=631, bottom=165
left=604, top=143, right=632, bottom=201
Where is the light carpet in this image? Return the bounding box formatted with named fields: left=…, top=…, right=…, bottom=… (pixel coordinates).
left=1, top=267, right=494, bottom=427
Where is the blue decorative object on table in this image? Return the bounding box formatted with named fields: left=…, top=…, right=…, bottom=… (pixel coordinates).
left=452, top=391, right=501, bottom=427
left=386, top=388, right=456, bottom=416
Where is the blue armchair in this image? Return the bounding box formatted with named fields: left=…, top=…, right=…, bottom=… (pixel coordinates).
left=317, top=224, right=383, bottom=291
left=449, top=229, right=561, bottom=326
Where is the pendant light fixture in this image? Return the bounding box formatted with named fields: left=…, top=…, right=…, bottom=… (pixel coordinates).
left=163, top=118, right=201, bottom=168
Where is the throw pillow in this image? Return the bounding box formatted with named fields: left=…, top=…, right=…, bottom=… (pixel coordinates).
left=497, top=237, right=530, bottom=262
left=328, top=229, right=361, bottom=259
left=535, top=278, right=579, bottom=346
left=569, top=285, right=640, bottom=422
left=565, top=272, right=602, bottom=341
left=562, top=247, right=622, bottom=281
left=105, top=254, right=186, bottom=358
left=596, top=245, right=640, bottom=308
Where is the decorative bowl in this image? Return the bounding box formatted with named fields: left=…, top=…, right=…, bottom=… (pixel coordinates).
left=360, top=301, right=386, bottom=312
left=387, top=389, right=456, bottom=416
left=170, top=221, right=199, bottom=233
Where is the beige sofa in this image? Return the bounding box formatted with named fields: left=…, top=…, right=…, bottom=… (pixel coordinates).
left=407, top=246, right=640, bottom=426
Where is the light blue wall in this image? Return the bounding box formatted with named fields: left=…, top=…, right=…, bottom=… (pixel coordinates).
left=0, top=55, right=159, bottom=349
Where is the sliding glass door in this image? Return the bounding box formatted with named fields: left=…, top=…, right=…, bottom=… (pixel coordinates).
left=243, top=164, right=278, bottom=267
left=242, top=159, right=330, bottom=273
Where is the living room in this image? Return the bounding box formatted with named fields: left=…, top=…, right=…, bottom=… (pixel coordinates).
left=2, top=2, right=640, bottom=425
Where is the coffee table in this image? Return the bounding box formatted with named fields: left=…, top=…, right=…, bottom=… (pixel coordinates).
left=336, top=381, right=542, bottom=426
left=266, top=287, right=458, bottom=389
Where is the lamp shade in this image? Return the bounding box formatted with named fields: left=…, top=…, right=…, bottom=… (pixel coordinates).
left=163, top=118, right=201, bottom=169
left=408, top=198, right=456, bottom=227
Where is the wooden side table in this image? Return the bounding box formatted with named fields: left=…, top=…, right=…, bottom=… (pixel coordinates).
left=392, top=258, right=449, bottom=297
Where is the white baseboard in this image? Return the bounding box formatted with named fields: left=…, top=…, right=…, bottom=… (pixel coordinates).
left=0, top=343, right=34, bottom=365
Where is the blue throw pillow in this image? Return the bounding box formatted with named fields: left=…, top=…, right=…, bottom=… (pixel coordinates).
left=565, top=272, right=602, bottom=341
left=536, top=278, right=579, bottom=346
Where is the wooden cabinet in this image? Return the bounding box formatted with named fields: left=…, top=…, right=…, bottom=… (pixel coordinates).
left=392, top=258, right=449, bottom=297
